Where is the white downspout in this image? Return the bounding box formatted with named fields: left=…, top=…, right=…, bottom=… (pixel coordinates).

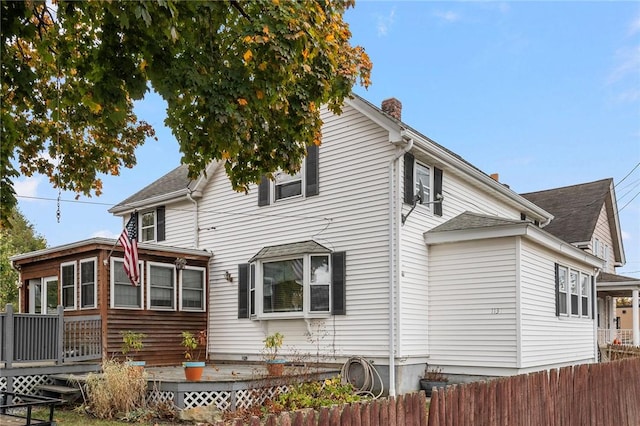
left=388, top=135, right=413, bottom=397
left=186, top=191, right=199, bottom=249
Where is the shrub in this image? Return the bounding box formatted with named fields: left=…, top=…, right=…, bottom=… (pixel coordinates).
left=275, top=376, right=368, bottom=411
left=83, top=360, right=148, bottom=419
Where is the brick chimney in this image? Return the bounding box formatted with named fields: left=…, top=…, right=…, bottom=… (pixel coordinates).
left=381, top=98, right=402, bottom=120
left=490, top=173, right=499, bottom=181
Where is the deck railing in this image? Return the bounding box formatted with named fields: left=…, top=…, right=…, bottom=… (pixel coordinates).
left=598, top=328, right=633, bottom=345
left=1, top=304, right=101, bottom=367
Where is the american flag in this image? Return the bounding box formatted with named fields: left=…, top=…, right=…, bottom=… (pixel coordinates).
left=118, top=212, right=139, bottom=286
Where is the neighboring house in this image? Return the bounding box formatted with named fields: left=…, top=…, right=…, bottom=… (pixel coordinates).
left=521, top=180, right=640, bottom=347
left=12, top=238, right=211, bottom=365
left=103, top=94, right=607, bottom=395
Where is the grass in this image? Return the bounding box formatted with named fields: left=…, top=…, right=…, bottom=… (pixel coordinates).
left=33, top=407, right=183, bottom=425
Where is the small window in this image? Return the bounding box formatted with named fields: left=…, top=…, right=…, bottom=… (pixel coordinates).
left=60, top=262, right=76, bottom=310
left=80, top=258, right=97, bottom=309
left=180, top=267, right=206, bottom=311
left=141, top=211, right=156, bottom=242
left=310, top=255, right=330, bottom=312
left=415, top=162, right=431, bottom=205
left=557, top=266, right=568, bottom=315
left=580, top=274, right=590, bottom=318
left=148, top=263, right=175, bottom=310
left=570, top=270, right=579, bottom=316
left=111, top=258, right=143, bottom=309
left=274, top=169, right=303, bottom=201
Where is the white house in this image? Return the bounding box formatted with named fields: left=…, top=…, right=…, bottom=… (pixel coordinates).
left=109, top=95, right=607, bottom=395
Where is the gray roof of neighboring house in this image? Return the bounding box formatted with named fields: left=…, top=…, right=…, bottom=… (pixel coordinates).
left=520, top=179, right=612, bottom=245
left=598, top=271, right=640, bottom=283
left=426, top=211, right=525, bottom=234
left=110, top=164, right=194, bottom=212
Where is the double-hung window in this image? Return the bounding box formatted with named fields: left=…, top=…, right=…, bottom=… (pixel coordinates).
left=111, top=258, right=143, bottom=309
left=60, top=262, right=76, bottom=310
left=140, top=211, right=156, bottom=242
left=415, top=162, right=431, bottom=205
left=148, top=262, right=175, bottom=310
left=180, top=267, right=206, bottom=311
left=555, top=263, right=592, bottom=318
left=274, top=169, right=303, bottom=201
left=80, top=258, right=97, bottom=309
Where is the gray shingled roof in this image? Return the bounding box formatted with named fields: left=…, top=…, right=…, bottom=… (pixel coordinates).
left=111, top=164, right=194, bottom=210
left=249, top=241, right=331, bottom=262
left=598, top=271, right=640, bottom=283
left=426, top=211, right=525, bottom=233
left=520, top=179, right=612, bottom=245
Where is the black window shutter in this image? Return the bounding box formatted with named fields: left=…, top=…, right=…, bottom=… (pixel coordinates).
left=258, top=176, right=270, bottom=206
left=433, top=167, right=443, bottom=217
left=403, top=152, right=414, bottom=205
left=554, top=263, right=560, bottom=317
left=156, top=206, right=166, bottom=241
left=331, top=251, right=346, bottom=315
left=591, top=276, right=595, bottom=319
left=238, top=264, right=250, bottom=318
left=305, top=144, right=319, bottom=197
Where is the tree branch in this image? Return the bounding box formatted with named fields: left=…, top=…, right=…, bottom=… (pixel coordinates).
left=229, top=1, right=252, bottom=23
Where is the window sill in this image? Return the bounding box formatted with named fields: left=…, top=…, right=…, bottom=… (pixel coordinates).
left=253, top=312, right=331, bottom=321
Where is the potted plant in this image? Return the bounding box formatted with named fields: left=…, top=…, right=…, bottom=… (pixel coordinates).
left=181, top=330, right=207, bottom=381
left=120, top=330, right=146, bottom=368
left=263, top=332, right=285, bottom=376
left=419, top=364, right=448, bottom=397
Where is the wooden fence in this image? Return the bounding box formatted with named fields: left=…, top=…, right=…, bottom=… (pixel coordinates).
left=213, top=358, right=639, bottom=425
left=428, top=357, right=640, bottom=426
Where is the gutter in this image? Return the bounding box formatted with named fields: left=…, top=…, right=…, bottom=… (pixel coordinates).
left=387, top=131, right=413, bottom=397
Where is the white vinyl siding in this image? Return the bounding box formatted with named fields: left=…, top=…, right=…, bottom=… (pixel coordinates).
left=427, top=238, right=518, bottom=368
left=172, top=104, right=395, bottom=361
left=592, top=204, right=615, bottom=273
left=519, top=239, right=595, bottom=368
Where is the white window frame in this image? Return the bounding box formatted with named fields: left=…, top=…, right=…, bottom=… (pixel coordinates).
left=273, top=163, right=305, bottom=203
left=79, top=257, right=97, bottom=309
left=60, top=261, right=77, bottom=311
left=570, top=270, right=579, bottom=317
left=110, top=257, right=144, bottom=309
left=140, top=210, right=156, bottom=242
left=557, top=263, right=591, bottom=319
left=179, top=266, right=206, bottom=312
left=255, top=253, right=331, bottom=319
left=415, top=161, right=432, bottom=207
left=557, top=265, right=568, bottom=316
left=147, top=261, right=176, bottom=311
left=593, top=238, right=600, bottom=258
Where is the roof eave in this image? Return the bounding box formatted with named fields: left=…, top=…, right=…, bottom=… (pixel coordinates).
left=108, top=189, right=190, bottom=215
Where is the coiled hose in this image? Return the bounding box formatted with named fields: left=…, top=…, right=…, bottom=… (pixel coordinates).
left=340, top=356, right=384, bottom=399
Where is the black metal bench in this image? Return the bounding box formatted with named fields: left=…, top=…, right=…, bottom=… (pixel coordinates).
left=0, top=391, right=63, bottom=426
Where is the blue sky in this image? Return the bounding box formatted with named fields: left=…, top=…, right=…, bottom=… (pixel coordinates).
left=14, top=1, right=640, bottom=278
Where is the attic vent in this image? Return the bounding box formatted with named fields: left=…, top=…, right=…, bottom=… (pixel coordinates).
left=381, top=98, right=402, bottom=120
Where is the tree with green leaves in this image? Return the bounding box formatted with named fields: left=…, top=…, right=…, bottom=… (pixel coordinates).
left=1, top=0, right=371, bottom=227
left=0, top=207, right=47, bottom=308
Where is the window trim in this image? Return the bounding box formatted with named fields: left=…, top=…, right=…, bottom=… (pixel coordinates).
left=146, top=261, right=177, bottom=311
left=110, top=257, right=144, bottom=310
left=555, top=263, right=592, bottom=319
left=255, top=253, right=332, bottom=319
left=140, top=210, right=157, bottom=242
left=179, top=265, right=207, bottom=312
left=60, top=261, right=77, bottom=311
left=273, top=163, right=305, bottom=203
left=79, top=257, right=97, bottom=309
left=414, top=161, right=432, bottom=208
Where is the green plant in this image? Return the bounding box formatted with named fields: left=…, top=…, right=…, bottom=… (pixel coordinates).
left=181, top=330, right=207, bottom=361
left=120, top=330, right=146, bottom=357
left=263, top=332, right=284, bottom=361
left=275, top=376, right=367, bottom=411
left=422, top=364, right=448, bottom=382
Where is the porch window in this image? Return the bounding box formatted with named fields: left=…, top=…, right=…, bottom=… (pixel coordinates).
left=80, top=258, right=97, bottom=309
left=111, top=258, right=143, bottom=309
left=180, top=267, right=206, bottom=311
left=60, top=262, right=76, bottom=310
left=148, top=262, right=175, bottom=310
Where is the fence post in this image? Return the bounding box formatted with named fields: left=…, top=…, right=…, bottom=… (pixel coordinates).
left=5, top=304, right=14, bottom=369
left=56, top=305, right=64, bottom=365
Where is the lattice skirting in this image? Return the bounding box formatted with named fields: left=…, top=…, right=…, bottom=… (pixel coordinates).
left=1, top=375, right=53, bottom=403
